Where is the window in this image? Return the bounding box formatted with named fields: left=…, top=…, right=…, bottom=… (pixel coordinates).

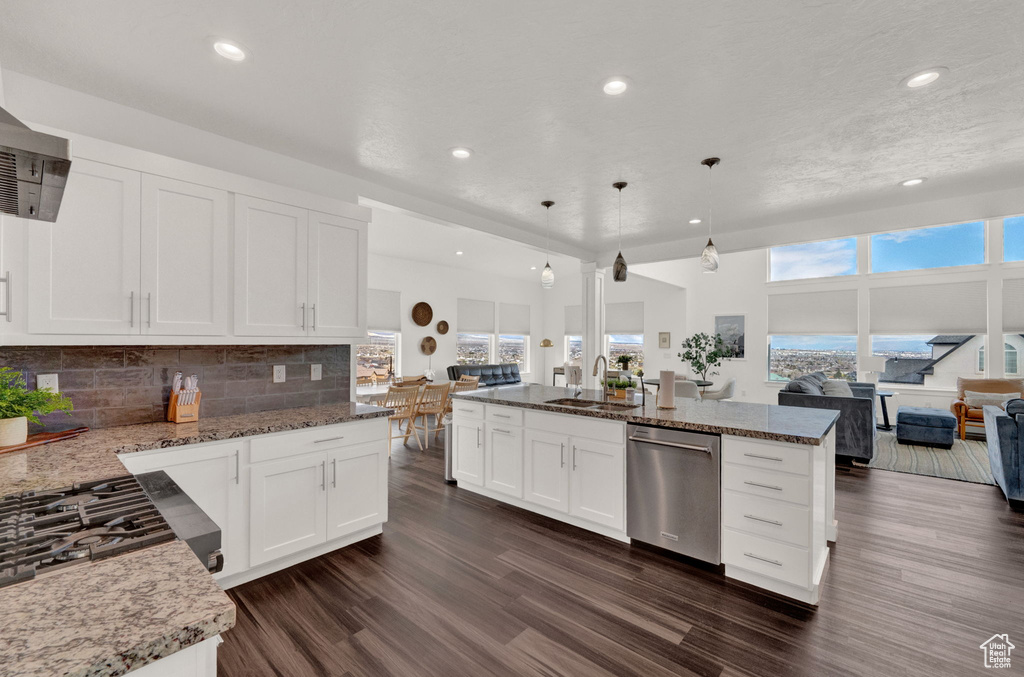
left=456, top=333, right=492, bottom=365
left=1005, top=215, right=1024, bottom=262
left=768, top=335, right=857, bottom=381
left=498, top=335, right=528, bottom=368
left=356, top=331, right=398, bottom=381
left=565, top=335, right=582, bottom=366
left=606, top=334, right=644, bottom=372
left=871, top=221, right=984, bottom=273
left=870, top=335, right=942, bottom=384
left=1006, top=338, right=1021, bottom=375
left=769, top=238, right=857, bottom=281
left=978, top=345, right=986, bottom=373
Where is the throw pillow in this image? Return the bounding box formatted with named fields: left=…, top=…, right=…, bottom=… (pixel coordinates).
left=805, top=372, right=829, bottom=384
left=964, top=390, right=1021, bottom=409
left=1003, top=398, right=1024, bottom=416
left=785, top=376, right=824, bottom=395
left=822, top=379, right=854, bottom=397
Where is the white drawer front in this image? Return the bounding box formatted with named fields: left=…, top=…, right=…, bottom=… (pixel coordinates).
left=451, top=400, right=485, bottom=419
left=722, top=464, right=810, bottom=506
left=486, top=405, right=524, bottom=426
left=723, top=528, right=810, bottom=588
left=722, top=437, right=810, bottom=476
left=722, top=490, right=810, bottom=548
left=250, top=420, right=386, bottom=464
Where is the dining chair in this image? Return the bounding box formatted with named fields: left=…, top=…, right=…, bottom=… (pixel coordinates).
left=702, top=378, right=736, bottom=401
left=674, top=380, right=703, bottom=400
left=383, top=385, right=423, bottom=453
left=444, top=379, right=480, bottom=419
left=395, top=375, right=429, bottom=387
left=413, top=382, right=451, bottom=446
left=458, top=374, right=481, bottom=384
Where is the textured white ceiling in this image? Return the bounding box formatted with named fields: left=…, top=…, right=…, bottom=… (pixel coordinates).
left=2, top=0, right=1023, bottom=261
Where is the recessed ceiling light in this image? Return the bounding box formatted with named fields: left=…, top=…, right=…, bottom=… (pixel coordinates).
left=213, top=40, right=247, bottom=62
left=900, top=67, right=947, bottom=89
left=530, top=266, right=537, bottom=270
left=901, top=178, right=926, bottom=187
left=455, top=251, right=464, bottom=256
left=689, top=218, right=702, bottom=224
left=602, top=77, right=629, bottom=96
left=451, top=147, right=472, bottom=159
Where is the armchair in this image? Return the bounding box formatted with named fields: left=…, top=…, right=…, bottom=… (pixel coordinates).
left=952, top=378, right=1024, bottom=440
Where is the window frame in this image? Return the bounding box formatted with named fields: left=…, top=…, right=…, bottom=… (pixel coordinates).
left=869, top=221, right=986, bottom=274
left=767, top=335, right=858, bottom=382
left=1006, top=342, right=1019, bottom=376
left=497, top=334, right=529, bottom=371
left=767, top=236, right=859, bottom=283
left=356, top=330, right=400, bottom=381
left=565, top=335, right=582, bottom=367
left=455, top=332, right=495, bottom=366
left=604, top=333, right=645, bottom=373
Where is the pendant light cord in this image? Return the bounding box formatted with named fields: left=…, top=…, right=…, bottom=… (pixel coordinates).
left=545, top=203, right=551, bottom=265
left=707, top=163, right=713, bottom=239
left=617, top=187, right=623, bottom=251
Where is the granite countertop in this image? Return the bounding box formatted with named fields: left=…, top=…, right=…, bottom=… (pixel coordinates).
left=454, top=384, right=839, bottom=444
left=0, top=401, right=390, bottom=677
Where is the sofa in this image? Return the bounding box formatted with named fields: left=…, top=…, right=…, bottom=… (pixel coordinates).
left=777, top=371, right=877, bottom=462
left=446, top=363, right=522, bottom=387
left=952, top=377, right=1024, bottom=440
left=983, top=399, right=1024, bottom=511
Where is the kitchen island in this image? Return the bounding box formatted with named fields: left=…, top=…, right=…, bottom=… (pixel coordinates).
left=451, top=384, right=839, bottom=605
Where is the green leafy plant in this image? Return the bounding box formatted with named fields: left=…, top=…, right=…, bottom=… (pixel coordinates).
left=615, top=354, right=632, bottom=371
left=678, top=332, right=733, bottom=382
left=603, top=377, right=635, bottom=390
left=0, top=367, right=73, bottom=424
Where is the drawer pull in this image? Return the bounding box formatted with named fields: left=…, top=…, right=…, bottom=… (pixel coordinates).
left=744, top=514, right=783, bottom=526
left=744, top=552, right=783, bottom=567
left=457, top=408, right=476, bottom=414
left=744, top=452, right=784, bottom=462
left=314, top=436, right=346, bottom=444
left=493, top=428, right=511, bottom=434
left=492, top=413, right=511, bottom=419
left=744, top=480, right=783, bottom=491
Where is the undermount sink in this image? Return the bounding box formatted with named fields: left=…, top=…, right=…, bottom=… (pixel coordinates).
left=590, top=402, right=641, bottom=411
left=544, top=398, right=641, bottom=411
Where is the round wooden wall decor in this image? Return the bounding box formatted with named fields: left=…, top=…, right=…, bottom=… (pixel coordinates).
left=420, top=336, right=437, bottom=355
left=411, top=302, right=433, bottom=327
left=436, top=320, right=449, bottom=335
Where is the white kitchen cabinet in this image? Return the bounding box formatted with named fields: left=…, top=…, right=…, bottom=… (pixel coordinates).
left=326, top=441, right=388, bottom=540
left=27, top=159, right=141, bottom=334
left=484, top=423, right=523, bottom=498
left=140, top=175, right=230, bottom=336
left=233, top=195, right=309, bottom=337
left=249, top=452, right=328, bottom=566
left=568, top=437, right=625, bottom=531
left=307, top=210, right=366, bottom=338
left=522, top=429, right=570, bottom=512
left=452, top=418, right=485, bottom=486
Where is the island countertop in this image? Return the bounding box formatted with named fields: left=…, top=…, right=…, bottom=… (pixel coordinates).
left=453, top=384, right=838, bottom=445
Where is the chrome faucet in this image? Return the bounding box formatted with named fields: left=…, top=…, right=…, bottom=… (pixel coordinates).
left=593, top=355, right=609, bottom=402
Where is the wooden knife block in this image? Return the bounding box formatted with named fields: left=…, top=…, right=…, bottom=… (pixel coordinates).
left=167, top=390, right=202, bottom=423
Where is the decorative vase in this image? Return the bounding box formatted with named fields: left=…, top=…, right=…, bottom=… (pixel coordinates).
left=0, top=416, right=28, bottom=447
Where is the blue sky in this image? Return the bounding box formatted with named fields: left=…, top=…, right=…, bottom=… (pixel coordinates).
left=770, top=239, right=857, bottom=280
left=1005, top=215, right=1024, bottom=261
left=871, top=221, right=984, bottom=272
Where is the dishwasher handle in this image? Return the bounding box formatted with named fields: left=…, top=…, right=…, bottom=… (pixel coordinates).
left=627, top=435, right=711, bottom=454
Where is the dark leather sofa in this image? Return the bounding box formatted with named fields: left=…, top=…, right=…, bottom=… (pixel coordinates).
left=446, top=363, right=522, bottom=387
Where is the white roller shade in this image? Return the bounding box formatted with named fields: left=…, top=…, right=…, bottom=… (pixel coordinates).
left=606, top=302, right=644, bottom=334
left=1003, top=278, right=1024, bottom=333
left=457, top=298, right=495, bottom=333
left=767, top=289, right=858, bottom=335
left=499, top=302, right=531, bottom=335
left=869, top=281, right=987, bottom=334
left=367, top=289, right=401, bottom=331
left=565, top=305, right=582, bottom=335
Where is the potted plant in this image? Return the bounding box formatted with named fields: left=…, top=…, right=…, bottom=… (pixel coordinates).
left=678, top=332, right=733, bottom=383
left=603, top=377, right=635, bottom=400
left=615, top=354, right=632, bottom=372
left=0, top=367, right=73, bottom=446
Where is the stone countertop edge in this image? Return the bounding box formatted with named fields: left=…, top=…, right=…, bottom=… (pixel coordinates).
left=453, top=385, right=839, bottom=445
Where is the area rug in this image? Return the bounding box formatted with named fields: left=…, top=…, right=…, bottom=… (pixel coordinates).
left=855, top=430, right=995, bottom=485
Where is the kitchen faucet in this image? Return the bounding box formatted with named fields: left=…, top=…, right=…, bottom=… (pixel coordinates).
left=593, top=355, right=609, bottom=402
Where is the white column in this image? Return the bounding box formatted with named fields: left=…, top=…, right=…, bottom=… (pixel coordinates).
left=580, top=262, right=605, bottom=390
left=988, top=218, right=1005, bottom=377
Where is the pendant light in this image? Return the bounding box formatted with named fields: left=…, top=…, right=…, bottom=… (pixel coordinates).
left=612, top=181, right=628, bottom=282
left=540, top=200, right=555, bottom=289
left=700, top=157, right=720, bottom=273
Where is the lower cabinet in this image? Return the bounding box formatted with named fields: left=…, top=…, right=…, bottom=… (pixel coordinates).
left=523, top=430, right=570, bottom=512
left=484, top=424, right=523, bottom=498
left=249, top=452, right=329, bottom=567
left=326, top=442, right=388, bottom=540
left=568, top=437, right=625, bottom=530
left=452, top=418, right=484, bottom=486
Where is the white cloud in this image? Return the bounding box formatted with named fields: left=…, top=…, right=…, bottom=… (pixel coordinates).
left=770, top=239, right=857, bottom=281
left=873, top=230, right=930, bottom=244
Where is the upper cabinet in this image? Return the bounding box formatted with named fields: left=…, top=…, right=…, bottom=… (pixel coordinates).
left=307, top=210, right=366, bottom=338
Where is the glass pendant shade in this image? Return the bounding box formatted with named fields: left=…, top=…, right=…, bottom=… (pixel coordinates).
left=541, top=262, right=555, bottom=288
left=613, top=251, right=628, bottom=281
left=701, top=238, right=719, bottom=273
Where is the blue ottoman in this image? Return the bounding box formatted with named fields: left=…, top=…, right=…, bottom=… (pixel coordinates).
left=896, top=406, right=957, bottom=449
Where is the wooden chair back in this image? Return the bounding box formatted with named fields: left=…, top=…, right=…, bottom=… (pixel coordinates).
left=452, top=380, right=479, bottom=395
left=416, top=383, right=451, bottom=413
left=384, top=385, right=421, bottom=417
left=395, top=375, right=429, bottom=387
left=458, top=374, right=481, bottom=384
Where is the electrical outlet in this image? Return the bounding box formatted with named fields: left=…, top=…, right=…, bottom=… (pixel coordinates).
left=37, top=374, right=59, bottom=392
left=310, top=364, right=322, bottom=381
left=273, top=365, right=286, bottom=383
left=741, top=389, right=747, bottom=397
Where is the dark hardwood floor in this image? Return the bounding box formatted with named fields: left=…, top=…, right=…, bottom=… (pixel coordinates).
left=219, top=433, right=1024, bottom=676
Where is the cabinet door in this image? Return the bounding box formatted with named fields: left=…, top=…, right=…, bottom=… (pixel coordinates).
left=307, top=210, right=366, bottom=337
left=326, top=441, right=387, bottom=540
left=485, top=424, right=523, bottom=498
left=523, top=430, right=570, bottom=513
left=569, top=437, right=625, bottom=530
left=452, top=419, right=484, bottom=486
left=234, top=195, right=308, bottom=336
left=28, top=159, right=141, bottom=334
left=249, top=452, right=327, bottom=566
left=140, top=175, right=229, bottom=336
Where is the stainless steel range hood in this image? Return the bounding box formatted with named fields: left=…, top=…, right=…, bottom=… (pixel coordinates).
left=0, top=106, right=71, bottom=222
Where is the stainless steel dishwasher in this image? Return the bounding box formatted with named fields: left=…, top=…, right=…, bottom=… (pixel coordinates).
left=626, top=424, right=721, bottom=564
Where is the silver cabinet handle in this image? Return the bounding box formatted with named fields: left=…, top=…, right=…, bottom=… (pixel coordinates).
left=129, top=290, right=134, bottom=328
left=493, top=413, right=511, bottom=419
left=744, top=452, right=783, bottom=462
left=147, top=292, right=153, bottom=328
left=744, top=514, right=783, bottom=526
left=332, top=458, right=337, bottom=488
left=476, top=427, right=481, bottom=448
left=300, top=302, right=307, bottom=330
left=0, top=271, right=11, bottom=323
left=744, top=480, right=783, bottom=491
left=492, top=428, right=511, bottom=434
left=628, top=436, right=710, bottom=454
left=321, top=460, right=326, bottom=490
left=560, top=443, right=565, bottom=468
left=457, top=407, right=476, bottom=414
left=744, top=552, right=783, bottom=567
left=572, top=445, right=577, bottom=470
left=312, top=303, right=317, bottom=330
left=314, top=436, right=345, bottom=444
left=234, top=450, right=240, bottom=485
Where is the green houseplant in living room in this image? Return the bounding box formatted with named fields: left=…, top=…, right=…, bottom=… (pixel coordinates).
left=0, top=367, right=73, bottom=446
left=678, top=332, right=732, bottom=382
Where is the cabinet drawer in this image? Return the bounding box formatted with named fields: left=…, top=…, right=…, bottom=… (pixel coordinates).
left=486, top=405, right=523, bottom=426
left=722, top=464, right=810, bottom=506
left=722, top=437, right=810, bottom=476
left=250, top=420, right=385, bottom=464
left=451, top=400, right=484, bottom=419
left=722, top=490, right=810, bottom=548
left=723, top=528, right=809, bottom=588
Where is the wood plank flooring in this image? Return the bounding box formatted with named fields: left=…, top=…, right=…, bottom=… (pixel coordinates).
left=219, top=433, right=1024, bottom=676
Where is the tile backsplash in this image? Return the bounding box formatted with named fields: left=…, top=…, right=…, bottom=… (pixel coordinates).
left=0, top=345, right=351, bottom=432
